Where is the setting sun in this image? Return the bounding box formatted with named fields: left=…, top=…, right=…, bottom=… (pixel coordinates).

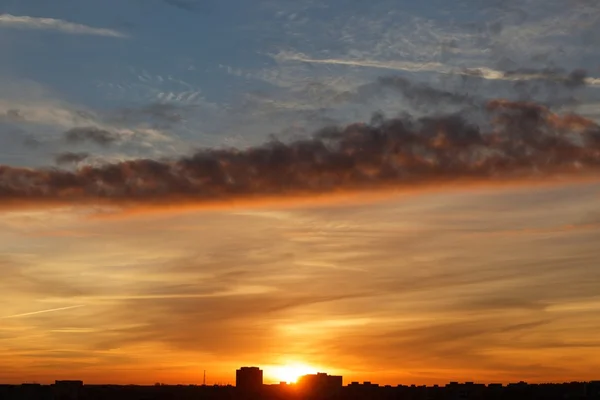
left=268, top=363, right=318, bottom=384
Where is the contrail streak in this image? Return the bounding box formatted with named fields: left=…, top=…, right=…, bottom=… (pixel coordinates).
left=1, top=305, right=85, bottom=319
left=274, top=53, right=600, bottom=86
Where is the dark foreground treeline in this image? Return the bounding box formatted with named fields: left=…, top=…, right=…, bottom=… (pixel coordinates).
left=1, top=381, right=599, bottom=400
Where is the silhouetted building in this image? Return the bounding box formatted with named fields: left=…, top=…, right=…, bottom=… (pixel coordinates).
left=1, top=371, right=600, bottom=400
left=53, top=380, right=83, bottom=400
left=297, top=372, right=343, bottom=399
left=236, top=367, right=263, bottom=391
left=19, top=383, right=48, bottom=400
left=346, top=381, right=383, bottom=400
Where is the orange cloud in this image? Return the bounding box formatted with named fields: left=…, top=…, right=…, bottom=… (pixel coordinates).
left=1, top=100, right=599, bottom=214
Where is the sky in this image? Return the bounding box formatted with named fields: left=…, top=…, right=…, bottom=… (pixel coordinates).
left=1, top=0, right=600, bottom=387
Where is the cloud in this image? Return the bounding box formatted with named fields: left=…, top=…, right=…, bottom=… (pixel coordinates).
left=1, top=305, right=85, bottom=319
left=0, top=14, right=127, bottom=38
left=64, top=127, right=119, bottom=146
left=136, top=103, right=184, bottom=123
left=112, top=103, right=185, bottom=125
left=73, top=249, right=375, bottom=358
left=0, top=78, right=99, bottom=129
left=0, top=257, right=90, bottom=299
left=1, top=180, right=599, bottom=384
left=0, top=99, right=599, bottom=209
left=353, top=76, right=481, bottom=111
left=273, top=51, right=449, bottom=73
left=274, top=52, right=600, bottom=86
left=502, top=68, right=589, bottom=88
left=85, top=189, right=600, bottom=382
left=0, top=78, right=177, bottom=163
left=94, top=292, right=367, bottom=356
left=54, top=152, right=90, bottom=166
left=0, top=109, right=26, bottom=123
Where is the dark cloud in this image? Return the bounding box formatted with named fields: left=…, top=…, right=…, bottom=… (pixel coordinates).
left=0, top=99, right=599, bottom=209
left=502, top=67, right=588, bottom=88
left=457, top=67, right=591, bottom=109
left=141, top=103, right=184, bottom=123
left=54, top=152, right=90, bottom=166
left=64, top=126, right=118, bottom=146
left=0, top=109, right=26, bottom=123
left=326, top=67, right=590, bottom=114
left=113, top=102, right=184, bottom=125
left=359, top=76, right=480, bottom=109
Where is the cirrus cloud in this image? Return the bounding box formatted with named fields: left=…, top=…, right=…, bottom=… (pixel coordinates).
left=0, top=14, right=127, bottom=38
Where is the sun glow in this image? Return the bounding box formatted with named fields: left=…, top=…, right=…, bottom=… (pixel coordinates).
left=269, top=363, right=318, bottom=384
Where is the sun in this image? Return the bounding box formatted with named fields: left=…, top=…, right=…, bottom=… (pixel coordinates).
left=269, top=363, right=318, bottom=384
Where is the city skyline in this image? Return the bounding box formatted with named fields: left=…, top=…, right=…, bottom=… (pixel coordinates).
left=3, top=376, right=599, bottom=400
left=3, top=366, right=599, bottom=388
left=2, top=0, right=600, bottom=387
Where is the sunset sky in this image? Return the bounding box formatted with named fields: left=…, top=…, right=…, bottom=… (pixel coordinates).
left=1, top=0, right=600, bottom=387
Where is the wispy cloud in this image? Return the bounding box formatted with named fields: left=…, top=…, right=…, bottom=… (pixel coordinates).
left=273, top=51, right=449, bottom=73
left=0, top=77, right=182, bottom=168
left=273, top=51, right=600, bottom=86
left=1, top=305, right=85, bottom=319
left=1, top=181, right=599, bottom=384
left=0, top=14, right=126, bottom=38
